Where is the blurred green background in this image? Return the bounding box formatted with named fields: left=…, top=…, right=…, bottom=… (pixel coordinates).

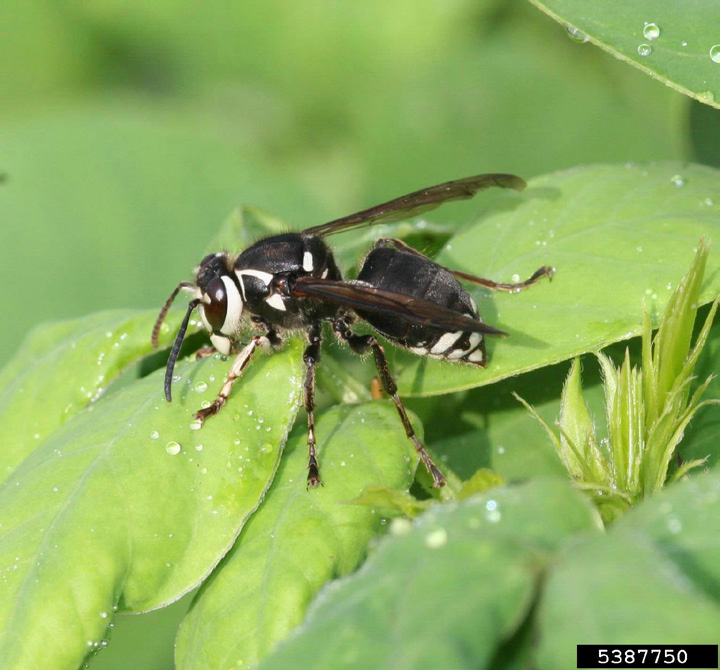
left=2, top=0, right=717, bottom=369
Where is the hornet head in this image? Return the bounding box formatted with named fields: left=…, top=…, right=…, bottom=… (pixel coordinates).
left=152, top=252, right=245, bottom=402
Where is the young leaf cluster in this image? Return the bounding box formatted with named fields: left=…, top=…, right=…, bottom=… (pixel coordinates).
left=518, top=242, right=718, bottom=522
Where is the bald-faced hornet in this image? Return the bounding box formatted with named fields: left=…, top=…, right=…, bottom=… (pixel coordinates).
left=152, top=175, right=553, bottom=488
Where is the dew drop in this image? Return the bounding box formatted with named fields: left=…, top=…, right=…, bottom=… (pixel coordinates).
left=670, top=174, right=685, bottom=188
left=150, top=431, right=160, bottom=440
left=681, top=40, right=688, bottom=47
left=194, top=382, right=208, bottom=393
left=704, top=197, right=714, bottom=207
left=165, top=441, right=181, bottom=456
left=511, top=274, right=520, bottom=282
left=698, top=91, right=715, bottom=104
left=642, top=23, right=660, bottom=40
left=189, top=419, right=203, bottom=431
left=195, top=444, right=203, bottom=451
left=637, top=43, right=653, bottom=57
left=710, top=45, right=720, bottom=63
left=424, top=528, right=448, bottom=548
left=566, top=25, right=589, bottom=43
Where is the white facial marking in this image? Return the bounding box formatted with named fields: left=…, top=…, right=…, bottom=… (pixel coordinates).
left=265, top=293, right=286, bottom=311
left=409, top=346, right=429, bottom=356
left=303, top=251, right=314, bottom=272
left=220, top=275, right=243, bottom=334
left=468, top=296, right=478, bottom=313
left=430, top=330, right=464, bottom=355
left=321, top=268, right=329, bottom=279
left=210, top=333, right=232, bottom=355
left=236, top=269, right=274, bottom=286
left=446, top=348, right=468, bottom=360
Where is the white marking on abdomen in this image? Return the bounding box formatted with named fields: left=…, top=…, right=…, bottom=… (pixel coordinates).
left=430, top=330, right=463, bottom=355
left=467, top=348, right=485, bottom=363
left=265, top=293, right=287, bottom=311
left=303, top=251, right=314, bottom=272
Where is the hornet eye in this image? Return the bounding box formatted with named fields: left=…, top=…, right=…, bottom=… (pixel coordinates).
left=203, top=277, right=227, bottom=332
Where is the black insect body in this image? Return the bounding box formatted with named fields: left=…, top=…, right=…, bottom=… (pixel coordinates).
left=354, top=242, right=488, bottom=365
left=153, top=174, right=553, bottom=488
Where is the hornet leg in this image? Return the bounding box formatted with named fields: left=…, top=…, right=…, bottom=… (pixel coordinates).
left=376, top=237, right=554, bottom=291
left=335, top=318, right=446, bottom=488
left=303, top=323, right=323, bottom=488
left=193, top=332, right=276, bottom=425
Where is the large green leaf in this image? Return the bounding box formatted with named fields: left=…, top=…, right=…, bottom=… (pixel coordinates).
left=258, top=479, right=600, bottom=670
left=386, top=163, right=720, bottom=395
left=537, top=471, right=720, bottom=669
left=0, top=344, right=303, bottom=670
left=615, top=471, right=720, bottom=601
left=0, top=309, right=187, bottom=482
left=176, top=402, right=417, bottom=669
left=529, top=0, right=720, bottom=108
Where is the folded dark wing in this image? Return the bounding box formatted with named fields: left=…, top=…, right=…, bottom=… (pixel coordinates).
left=292, top=277, right=507, bottom=336
left=302, top=174, right=526, bottom=238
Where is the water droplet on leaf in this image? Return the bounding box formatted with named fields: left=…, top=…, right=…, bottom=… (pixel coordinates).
left=566, top=25, right=589, bottom=43
left=642, top=23, right=660, bottom=40
left=166, top=441, right=181, bottom=456
left=637, top=43, right=653, bottom=57
left=670, top=174, right=685, bottom=188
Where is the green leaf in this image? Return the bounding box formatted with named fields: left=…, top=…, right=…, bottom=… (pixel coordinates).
left=557, top=358, right=607, bottom=484
left=258, top=479, right=601, bottom=670
left=538, top=533, right=720, bottom=669
left=175, top=402, right=416, bottom=669
left=0, top=343, right=303, bottom=670
left=615, top=471, right=720, bottom=600
left=457, top=468, right=505, bottom=500
left=528, top=0, right=720, bottom=108
left=537, top=471, right=720, bottom=669
left=389, top=163, right=720, bottom=396
left=343, top=483, right=430, bottom=518
left=652, top=239, right=709, bottom=404
left=0, top=309, right=188, bottom=482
